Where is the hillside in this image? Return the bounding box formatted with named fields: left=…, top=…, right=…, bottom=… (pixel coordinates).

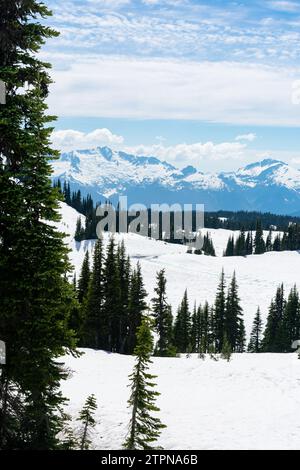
left=60, top=203, right=300, bottom=335
left=61, top=350, right=300, bottom=450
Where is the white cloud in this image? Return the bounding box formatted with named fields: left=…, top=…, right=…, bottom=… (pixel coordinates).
left=267, top=1, right=300, bottom=12
left=235, top=133, right=257, bottom=142
left=47, top=55, right=300, bottom=126
left=52, top=128, right=124, bottom=152
left=125, top=141, right=247, bottom=168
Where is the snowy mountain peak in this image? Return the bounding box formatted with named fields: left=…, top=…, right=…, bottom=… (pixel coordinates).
left=51, top=148, right=300, bottom=214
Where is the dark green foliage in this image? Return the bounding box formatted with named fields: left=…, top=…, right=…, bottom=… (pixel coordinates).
left=254, top=220, right=266, bottom=254
left=126, top=263, right=148, bottom=354
left=82, top=239, right=104, bottom=349
left=221, top=333, right=232, bottom=362
left=224, top=272, right=245, bottom=352
left=262, top=285, right=286, bottom=352
left=151, top=270, right=174, bottom=357
left=248, top=308, right=263, bottom=352
left=77, top=251, right=91, bottom=304
left=174, top=291, right=191, bottom=353
left=102, top=237, right=122, bottom=352
left=214, top=270, right=227, bottom=352
left=224, top=236, right=234, bottom=257
left=124, top=317, right=166, bottom=450
left=77, top=395, right=97, bottom=450
left=0, top=0, right=78, bottom=449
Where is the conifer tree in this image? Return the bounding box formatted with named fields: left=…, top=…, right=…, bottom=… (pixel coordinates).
left=254, top=220, right=266, bottom=254
left=224, top=236, right=234, bottom=257
left=174, top=291, right=191, bottom=353
left=102, top=237, right=122, bottom=352
left=281, top=286, right=300, bottom=352
left=245, top=231, right=253, bottom=255
left=77, top=251, right=91, bottom=304
left=83, top=239, right=104, bottom=349
left=124, top=317, right=166, bottom=450
left=248, top=308, right=263, bottom=352
left=224, top=272, right=245, bottom=352
left=262, top=285, right=286, bottom=352
left=77, top=395, right=97, bottom=450
left=0, top=0, right=77, bottom=449
left=151, top=270, right=174, bottom=356
left=117, top=241, right=131, bottom=354
left=221, top=333, right=232, bottom=362
left=214, top=269, right=226, bottom=352
left=126, top=263, right=148, bottom=354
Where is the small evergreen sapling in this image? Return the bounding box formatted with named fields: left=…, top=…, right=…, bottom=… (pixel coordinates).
left=77, top=394, right=98, bottom=450
left=124, top=317, right=166, bottom=450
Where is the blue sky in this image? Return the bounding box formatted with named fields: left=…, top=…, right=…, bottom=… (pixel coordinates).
left=43, top=0, right=300, bottom=171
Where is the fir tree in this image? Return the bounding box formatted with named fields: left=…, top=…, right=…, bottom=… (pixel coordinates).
left=77, top=395, right=97, bottom=450
left=224, top=272, right=245, bottom=352
left=126, top=263, right=148, bottom=354
left=214, top=269, right=226, bottom=352
left=124, top=317, right=166, bottom=450
left=224, top=236, right=234, bottom=257
left=77, top=251, right=91, bottom=304
left=117, top=241, right=131, bottom=354
left=174, top=291, right=191, bottom=353
left=83, top=239, right=104, bottom=349
left=102, top=237, right=122, bottom=352
left=248, top=308, right=263, bottom=352
left=282, top=286, right=300, bottom=352
left=245, top=231, right=253, bottom=255
left=262, top=285, right=286, bottom=352
left=151, top=270, right=174, bottom=356
left=0, top=0, right=77, bottom=449
left=221, top=333, right=232, bottom=362
left=254, top=220, right=266, bottom=254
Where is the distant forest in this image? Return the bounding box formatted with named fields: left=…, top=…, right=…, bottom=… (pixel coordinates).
left=54, top=180, right=300, bottom=254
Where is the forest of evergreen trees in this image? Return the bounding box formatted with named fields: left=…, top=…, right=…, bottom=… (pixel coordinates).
left=74, top=241, right=300, bottom=357
left=55, top=180, right=300, bottom=257
left=224, top=219, right=300, bottom=257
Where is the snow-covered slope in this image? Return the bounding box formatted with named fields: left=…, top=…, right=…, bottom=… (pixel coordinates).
left=52, top=149, right=300, bottom=214
left=61, top=350, right=300, bottom=450
left=58, top=203, right=300, bottom=335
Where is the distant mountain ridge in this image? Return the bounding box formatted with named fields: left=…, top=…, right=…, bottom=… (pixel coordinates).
left=51, top=147, right=300, bottom=214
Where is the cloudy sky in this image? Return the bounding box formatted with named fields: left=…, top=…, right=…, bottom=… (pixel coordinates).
left=44, top=0, right=300, bottom=171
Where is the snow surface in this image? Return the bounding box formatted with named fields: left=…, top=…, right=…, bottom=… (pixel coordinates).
left=58, top=203, right=299, bottom=335
left=61, top=350, right=300, bottom=450
left=57, top=203, right=300, bottom=450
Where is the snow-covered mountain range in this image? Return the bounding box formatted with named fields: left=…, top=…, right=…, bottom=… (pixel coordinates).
left=51, top=147, right=300, bottom=214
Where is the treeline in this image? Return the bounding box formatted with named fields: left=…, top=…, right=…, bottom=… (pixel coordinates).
left=75, top=240, right=300, bottom=356
left=74, top=243, right=246, bottom=356
left=55, top=180, right=217, bottom=256
left=55, top=180, right=300, bottom=256
left=224, top=220, right=300, bottom=256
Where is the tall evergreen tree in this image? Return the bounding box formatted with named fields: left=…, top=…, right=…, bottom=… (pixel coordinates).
left=102, top=237, right=121, bottom=352
left=174, top=291, right=191, bottom=353
left=77, top=250, right=91, bottom=304
left=151, top=270, right=174, bottom=357
left=126, top=263, right=148, bottom=354
left=254, top=220, right=266, bottom=255
left=117, top=241, right=131, bottom=354
left=282, top=286, right=300, bottom=352
left=124, top=317, right=165, bottom=450
left=224, top=236, right=234, bottom=257
left=83, top=239, right=104, bottom=349
left=248, top=308, right=263, bottom=352
left=224, top=272, right=245, bottom=352
left=0, top=0, right=76, bottom=449
left=214, top=269, right=227, bottom=352
left=262, top=285, right=286, bottom=352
